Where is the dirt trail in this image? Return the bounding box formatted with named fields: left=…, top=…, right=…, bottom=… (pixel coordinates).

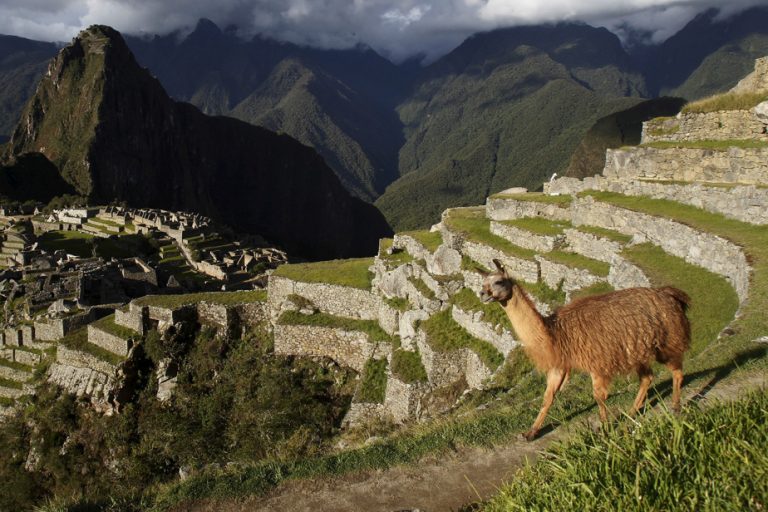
left=179, top=370, right=767, bottom=512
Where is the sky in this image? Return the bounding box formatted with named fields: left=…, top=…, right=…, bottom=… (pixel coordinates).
left=1, top=0, right=767, bottom=62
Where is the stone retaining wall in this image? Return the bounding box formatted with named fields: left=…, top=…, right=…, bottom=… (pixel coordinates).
left=462, top=240, right=540, bottom=283
left=563, top=228, right=623, bottom=263
left=383, top=373, right=427, bottom=423
left=486, top=197, right=572, bottom=222
left=87, top=325, right=132, bottom=356
left=572, top=196, right=750, bottom=301
left=273, top=324, right=391, bottom=372
left=603, top=147, right=768, bottom=185
left=34, top=312, right=94, bottom=341
left=48, top=362, right=112, bottom=399
left=0, top=365, right=29, bottom=381
left=415, top=330, right=493, bottom=389
left=608, top=256, right=651, bottom=290
left=490, top=221, right=563, bottom=252
left=115, top=308, right=145, bottom=334
left=536, top=255, right=603, bottom=293
left=642, top=111, right=767, bottom=144
left=451, top=305, right=517, bottom=356
left=11, top=350, right=40, bottom=366
left=56, top=345, right=115, bottom=375
left=268, top=276, right=381, bottom=323
left=546, top=176, right=768, bottom=225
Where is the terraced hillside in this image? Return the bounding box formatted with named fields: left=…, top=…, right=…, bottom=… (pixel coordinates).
left=145, top=58, right=768, bottom=511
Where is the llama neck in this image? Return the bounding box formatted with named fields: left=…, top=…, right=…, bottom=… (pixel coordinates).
left=501, top=286, right=555, bottom=367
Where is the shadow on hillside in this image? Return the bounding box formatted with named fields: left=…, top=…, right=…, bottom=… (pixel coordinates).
left=647, top=345, right=768, bottom=409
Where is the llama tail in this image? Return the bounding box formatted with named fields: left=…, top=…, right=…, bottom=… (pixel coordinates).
left=659, top=286, right=691, bottom=312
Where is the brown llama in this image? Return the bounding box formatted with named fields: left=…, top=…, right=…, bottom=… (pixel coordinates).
left=479, top=259, right=691, bottom=441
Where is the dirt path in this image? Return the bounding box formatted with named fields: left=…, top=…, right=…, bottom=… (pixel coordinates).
left=179, top=369, right=767, bottom=512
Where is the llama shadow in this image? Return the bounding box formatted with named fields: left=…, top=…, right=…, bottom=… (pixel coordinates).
left=646, top=345, right=768, bottom=409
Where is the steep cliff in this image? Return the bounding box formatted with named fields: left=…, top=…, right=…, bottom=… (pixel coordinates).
left=2, top=25, right=391, bottom=259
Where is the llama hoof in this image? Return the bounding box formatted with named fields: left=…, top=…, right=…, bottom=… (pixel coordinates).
left=520, top=430, right=538, bottom=441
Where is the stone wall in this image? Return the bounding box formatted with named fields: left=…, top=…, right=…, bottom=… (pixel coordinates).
left=490, top=221, right=563, bottom=252
left=114, top=308, right=145, bottom=334
left=234, top=302, right=268, bottom=327
left=571, top=196, right=750, bottom=302
left=603, top=147, right=768, bottom=185
left=342, top=402, right=388, bottom=428
left=383, top=374, right=427, bottom=423
left=196, top=302, right=234, bottom=330
left=273, top=324, right=391, bottom=373
left=451, top=305, right=517, bottom=357
left=34, top=312, right=94, bottom=341
left=392, top=234, right=432, bottom=261
left=268, top=276, right=382, bottom=323
left=48, top=362, right=112, bottom=399
left=56, top=345, right=115, bottom=375
left=642, top=111, right=767, bottom=144
left=0, top=364, right=29, bottom=381
left=536, top=255, right=604, bottom=293
left=462, top=240, right=540, bottom=283
left=87, top=325, right=132, bottom=356
left=485, top=198, right=572, bottom=222
left=415, top=330, right=493, bottom=389
left=608, top=256, right=651, bottom=290
left=563, top=228, right=623, bottom=263
left=546, top=175, right=768, bottom=226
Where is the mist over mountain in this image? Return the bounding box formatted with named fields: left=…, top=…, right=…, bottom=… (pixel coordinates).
left=1, top=26, right=391, bottom=259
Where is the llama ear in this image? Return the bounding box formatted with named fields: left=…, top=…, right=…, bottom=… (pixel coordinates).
left=492, top=258, right=510, bottom=278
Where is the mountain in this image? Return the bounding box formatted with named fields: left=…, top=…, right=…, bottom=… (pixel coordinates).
left=376, top=23, right=646, bottom=230
left=642, top=6, right=768, bottom=99
left=1, top=25, right=391, bottom=260
left=124, top=19, right=408, bottom=201
left=0, top=35, right=58, bottom=138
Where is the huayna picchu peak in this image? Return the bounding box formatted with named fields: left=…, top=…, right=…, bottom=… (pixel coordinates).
left=1, top=25, right=391, bottom=260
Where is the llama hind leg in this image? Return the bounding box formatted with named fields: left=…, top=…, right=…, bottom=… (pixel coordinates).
left=630, top=365, right=654, bottom=416
left=666, top=359, right=684, bottom=413
left=523, top=368, right=567, bottom=441
left=591, top=374, right=610, bottom=422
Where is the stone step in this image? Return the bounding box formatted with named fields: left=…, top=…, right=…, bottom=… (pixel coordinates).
left=0, top=362, right=32, bottom=381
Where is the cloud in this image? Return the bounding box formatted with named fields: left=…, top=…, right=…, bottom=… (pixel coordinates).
left=0, top=0, right=766, bottom=62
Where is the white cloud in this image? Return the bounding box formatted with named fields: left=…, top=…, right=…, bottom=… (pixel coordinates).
left=0, top=0, right=766, bottom=61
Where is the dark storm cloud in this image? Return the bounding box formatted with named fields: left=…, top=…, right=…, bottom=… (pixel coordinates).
left=1, top=0, right=767, bottom=61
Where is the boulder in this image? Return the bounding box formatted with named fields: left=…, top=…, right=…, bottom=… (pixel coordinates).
left=427, top=245, right=462, bottom=275
left=753, top=101, right=768, bottom=124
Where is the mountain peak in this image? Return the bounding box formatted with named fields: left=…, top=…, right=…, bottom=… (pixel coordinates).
left=191, top=18, right=223, bottom=37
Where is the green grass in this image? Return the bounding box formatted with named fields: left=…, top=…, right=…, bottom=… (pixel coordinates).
left=0, top=377, right=23, bottom=390
left=568, top=282, right=614, bottom=301
left=37, top=230, right=94, bottom=257
left=638, top=179, right=768, bottom=190
left=484, top=391, right=768, bottom=512
left=490, top=192, right=573, bottom=205
left=421, top=309, right=504, bottom=370
left=542, top=250, right=611, bottom=277
left=383, top=296, right=410, bottom=312
left=90, top=314, right=140, bottom=340
left=575, top=224, right=632, bottom=243
left=400, top=230, right=443, bottom=252
left=497, top=218, right=572, bottom=236
left=272, top=258, right=374, bottom=290
left=58, top=328, right=123, bottom=366
left=0, top=358, right=33, bottom=373
left=408, top=276, right=437, bottom=300
left=452, top=288, right=511, bottom=331
left=134, top=290, right=267, bottom=309
left=444, top=208, right=537, bottom=261
left=378, top=239, right=415, bottom=268
left=681, top=90, right=768, bottom=113
left=277, top=311, right=394, bottom=344
left=0, top=396, right=14, bottom=407
left=639, top=139, right=768, bottom=150
left=357, top=359, right=388, bottom=404
left=391, top=349, right=428, bottom=384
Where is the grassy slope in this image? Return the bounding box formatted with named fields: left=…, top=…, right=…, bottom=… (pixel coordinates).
left=272, top=258, right=373, bottom=290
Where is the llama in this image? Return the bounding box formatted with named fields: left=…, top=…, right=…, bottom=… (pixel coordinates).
left=479, top=259, right=691, bottom=440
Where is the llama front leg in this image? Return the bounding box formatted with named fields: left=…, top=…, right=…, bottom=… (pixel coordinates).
left=666, top=359, right=684, bottom=413
left=523, top=368, right=567, bottom=441
left=591, top=374, right=610, bottom=422
left=630, top=365, right=654, bottom=416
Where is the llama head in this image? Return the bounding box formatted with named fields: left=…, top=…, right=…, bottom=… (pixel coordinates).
left=478, top=258, right=514, bottom=303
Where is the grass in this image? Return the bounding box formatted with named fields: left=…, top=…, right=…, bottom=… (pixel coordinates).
left=357, top=359, right=388, bottom=404
left=0, top=377, right=23, bottom=390
left=36, top=230, right=94, bottom=257
left=681, top=90, right=768, bottom=114
left=379, top=239, right=414, bottom=268
left=489, top=192, right=573, bottom=206
left=639, top=139, right=768, bottom=150
left=638, top=179, right=768, bottom=190
left=542, top=250, right=611, bottom=277
left=400, top=230, right=443, bottom=252
left=134, top=290, right=267, bottom=309
left=568, top=282, right=614, bottom=301
left=383, top=296, right=410, bottom=312
left=497, top=218, right=572, bottom=236
left=0, top=397, right=14, bottom=407
left=452, top=287, right=511, bottom=331
left=90, top=314, right=140, bottom=340
left=391, top=349, right=428, bottom=384
left=277, top=311, right=394, bottom=344
left=421, top=309, right=504, bottom=370
left=272, top=258, right=374, bottom=290
left=444, top=208, right=538, bottom=261
left=58, top=328, right=123, bottom=366
left=408, top=276, right=437, bottom=300
left=0, top=358, right=33, bottom=373
left=575, top=224, right=633, bottom=243
left=484, top=391, right=768, bottom=512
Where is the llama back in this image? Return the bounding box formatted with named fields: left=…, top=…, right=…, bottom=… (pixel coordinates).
left=550, top=287, right=691, bottom=377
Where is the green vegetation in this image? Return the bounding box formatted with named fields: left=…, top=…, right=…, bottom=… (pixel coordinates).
left=452, top=287, right=510, bottom=331
left=378, top=239, right=414, bottom=268
left=639, top=139, right=768, bottom=150
left=383, top=296, right=410, bottom=312
left=421, top=309, right=504, bottom=370
left=36, top=230, right=94, bottom=257
left=273, top=258, right=374, bottom=290
left=401, top=230, right=443, bottom=252
left=90, top=314, right=140, bottom=340
left=0, top=377, right=23, bottom=390
left=134, top=290, right=267, bottom=309
left=576, top=224, right=633, bottom=243
left=391, top=349, right=428, bottom=384
left=408, top=276, right=436, bottom=300
left=36, top=230, right=156, bottom=260
left=569, top=281, right=614, bottom=301
left=57, top=328, right=123, bottom=366
left=0, top=358, right=33, bottom=373
left=498, top=218, right=572, bottom=236
left=490, top=192, right=573, bottom=205
left=681, top=90, right=768, bottom=113
left=542, top=250, right=611, bottom=277
left=357, top=359, right=388, bottom=403
left=484, top=391, right=768, bottom=512
left=444, top=208, right=537, bottom=261
left=278, top=311, right=394, bottom=344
